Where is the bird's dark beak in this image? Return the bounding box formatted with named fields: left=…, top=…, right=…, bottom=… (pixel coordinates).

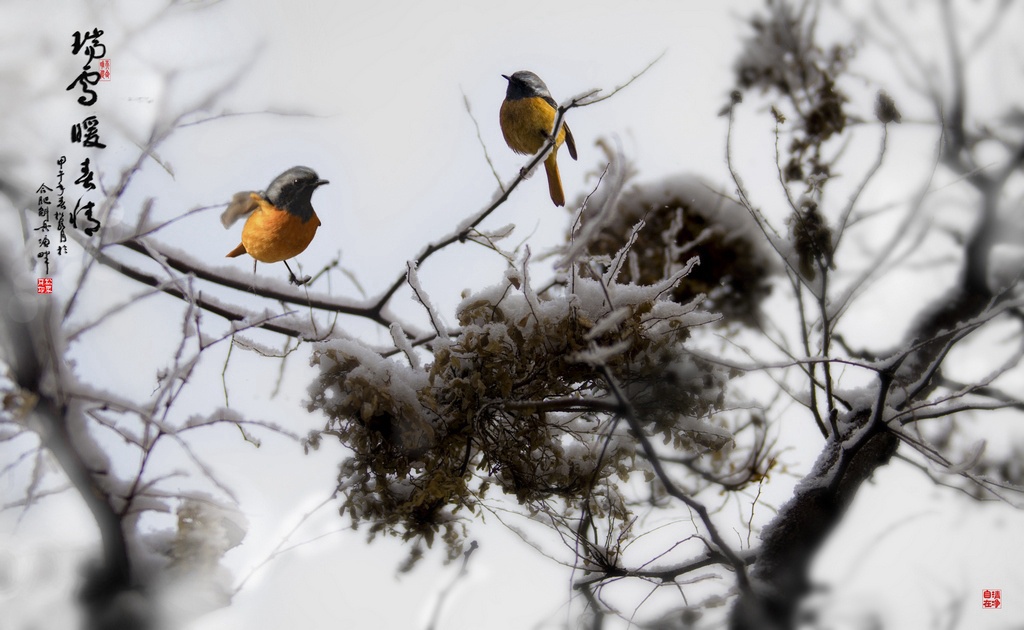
left=501, top=74, right=510, bottom=82
left=316, top=179, right=330, bottom=187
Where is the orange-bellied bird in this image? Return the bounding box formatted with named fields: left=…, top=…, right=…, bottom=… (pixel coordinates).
left=499, top=71, right=578, bottom=207
left=222, top=166, right=329, bottom=285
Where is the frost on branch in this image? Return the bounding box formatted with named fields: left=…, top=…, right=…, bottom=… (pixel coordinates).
left=568, top=171, right=777, bottom=327
left=305, top=247, right=735, bottom=562
left=736, top=1, right=852, bottom=186
left=158, top=499, right=249, bottom=623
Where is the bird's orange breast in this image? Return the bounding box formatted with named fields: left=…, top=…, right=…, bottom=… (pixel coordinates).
left=500, top=97, right=567, bottom=155
left=240, top=196, right=321, bottom=263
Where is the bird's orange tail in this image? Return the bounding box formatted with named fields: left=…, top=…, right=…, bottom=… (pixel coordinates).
left=544, top=154, right=565, bottom=207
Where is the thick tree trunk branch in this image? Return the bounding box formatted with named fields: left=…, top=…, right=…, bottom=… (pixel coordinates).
left=730, top=255, right=999, bottom=630
left=1, top=264, right=148, bottom=630
left=729, top=416, right=898, bottom=629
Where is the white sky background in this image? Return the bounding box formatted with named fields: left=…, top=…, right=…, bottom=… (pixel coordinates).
left=2, top=1, right=1024, bottom=629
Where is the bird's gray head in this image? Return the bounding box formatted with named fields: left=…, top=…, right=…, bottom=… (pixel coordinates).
left=265, top=166, right=329, bottom=220
left=502, top=71, right=552, bottom=101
